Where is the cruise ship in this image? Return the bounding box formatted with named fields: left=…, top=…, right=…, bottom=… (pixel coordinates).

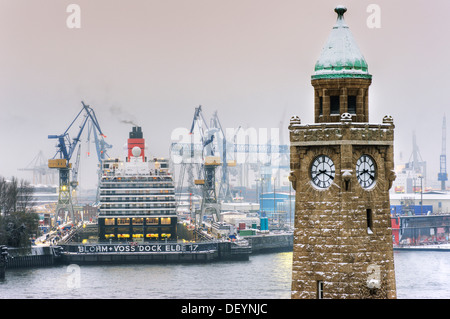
left=97, top=127, right=177, bottom=242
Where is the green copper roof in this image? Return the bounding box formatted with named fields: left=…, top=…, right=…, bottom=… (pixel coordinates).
left=312, top=6, right=372, bottom=80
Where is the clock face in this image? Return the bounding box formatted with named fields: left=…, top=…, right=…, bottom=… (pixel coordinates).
left=356, top=155, right=377, bottom=188
left=310, top=155, right=335, bottom=189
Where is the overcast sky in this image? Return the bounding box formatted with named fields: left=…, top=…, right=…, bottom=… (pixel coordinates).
left=1, top=0, right=449, bottom=189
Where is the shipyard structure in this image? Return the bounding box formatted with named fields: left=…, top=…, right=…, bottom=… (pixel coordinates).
left=97, top=127, right=177, bottom=242
left=46, top=126, right=252, bottom=264
left=289, top=7, right=396, bottom=299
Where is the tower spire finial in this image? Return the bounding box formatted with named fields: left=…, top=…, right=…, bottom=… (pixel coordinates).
left=334, top=5, right=348, bottom=27
left=335, top=5, right=347, bottom=17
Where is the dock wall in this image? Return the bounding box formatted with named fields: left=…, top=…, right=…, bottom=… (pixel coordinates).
left=5, top=246, right=57, bottom=269
left=243, top=233, right=293, bottom=254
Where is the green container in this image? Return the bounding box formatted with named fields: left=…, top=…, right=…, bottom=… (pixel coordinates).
left=239, top=229, right=255, bottom=236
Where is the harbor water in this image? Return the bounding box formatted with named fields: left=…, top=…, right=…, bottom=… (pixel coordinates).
left=1, top=251, right=449, bottom=299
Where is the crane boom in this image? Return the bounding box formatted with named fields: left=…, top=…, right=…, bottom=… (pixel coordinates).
left=48, top=101, right=105, bottom=163
left=48, top=101, right=109, bottom=223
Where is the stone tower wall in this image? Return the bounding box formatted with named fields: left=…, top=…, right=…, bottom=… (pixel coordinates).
left=289, top=118, right=397, bottom=299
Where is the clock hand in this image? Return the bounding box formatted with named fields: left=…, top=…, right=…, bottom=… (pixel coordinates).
left=358, top=169, right=375, bottom=182
left=359, top=169, right=368, bottom=176
left=323, top=172, right=334, bottom=180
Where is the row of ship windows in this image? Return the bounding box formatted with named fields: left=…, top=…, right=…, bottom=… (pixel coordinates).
left=100, top=190, right=174, bottom=195
left=101, top=176, right=173, bottom=182
left=100, top=203, right=176, bottom=209
left=104, top=233, right=172, bottom=239
left=102, top=225, right=174, bottom=240
left=100, top=183, right=174, bottom=189
left=99, top=210, right=175, bottom=215
left=100, top=189, right=175, bottom=195
left=100, top=197, right=175, bottom=202
left=103, top=217, right=173, bottom=225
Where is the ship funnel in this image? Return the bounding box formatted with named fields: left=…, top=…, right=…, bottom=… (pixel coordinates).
left=127, top=126, right=146, bottom=161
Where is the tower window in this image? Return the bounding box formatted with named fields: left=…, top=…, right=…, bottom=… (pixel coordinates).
left=366, top=209, right=373, bottom=234
left=319, top=96, right=323, bottom=115
left=348, top=95, right=356, bottom=114
left=317, top=280, right=324, bottom=299
left=330, top=96, right=340, bottom=114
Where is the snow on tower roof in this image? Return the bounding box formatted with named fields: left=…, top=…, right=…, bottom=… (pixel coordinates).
left=312, top=6, right=372, bottom=80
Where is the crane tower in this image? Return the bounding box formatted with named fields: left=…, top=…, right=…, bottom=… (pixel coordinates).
left=438, top=114, right=447, bottom=191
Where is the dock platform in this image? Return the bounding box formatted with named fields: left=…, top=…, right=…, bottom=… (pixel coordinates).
left=59, top=241, right=251, bottom=264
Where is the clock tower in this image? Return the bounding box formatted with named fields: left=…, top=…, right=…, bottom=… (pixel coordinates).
left=289, top=6, right=397, bottom=299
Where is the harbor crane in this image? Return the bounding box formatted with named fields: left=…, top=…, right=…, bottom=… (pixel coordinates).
left=210, top=110, right=233, bottom=202
left=172, top=106, right=291, bottom=199
left=48, top=101, right=109, bottom=223
left=406, top=131, right=427, bottom=191
left=175, top=105, right=205, bottom=198
left=70, top=144, right=82, bottom=204
left=176, top=105, right=234, bottom=224
left=190, top=106, right=222, bottom=223
left=438, top=114, right=448, bottom=191
left=19, top=150, right=57, bottom=185
left=86, top=119, right=113, bottom=205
